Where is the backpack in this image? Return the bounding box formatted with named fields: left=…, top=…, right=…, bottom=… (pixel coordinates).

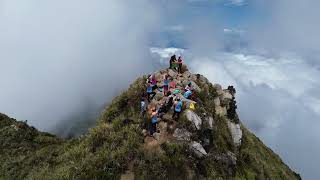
left=189, top=102, right=195, bottom=110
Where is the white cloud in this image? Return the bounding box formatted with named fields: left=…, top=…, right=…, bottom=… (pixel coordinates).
left=151, top=48, right=320, bottom=179
left=0, top=0, right=162, bottom=131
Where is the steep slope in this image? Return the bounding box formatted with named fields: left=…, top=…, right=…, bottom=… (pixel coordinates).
left=0, top=66, right=300, bottom=180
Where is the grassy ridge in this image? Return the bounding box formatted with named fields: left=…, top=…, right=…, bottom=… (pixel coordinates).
left=0, top=75, right=300, bottom=179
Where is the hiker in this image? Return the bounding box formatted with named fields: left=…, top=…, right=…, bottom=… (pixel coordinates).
left=157, top=102, right=166, bottom=118
left=184, top=89, right=193, bottom=99
left=172, top=98, right=183, bottom=120
left=169, top=79, right=176, bottom=90
left=150, top=74, right=157, bottom=86
left=169, top=54, right=177, bottom=69
left=149, top=108, right=158, bottom=135
left=164, top=91, right=174, bottom=112
left=147, top=83, right=156, bottom=102
left=163, top=75, right=170, bottom=96
left=177, top=56, right=184, bottom=74
left=140, top=97, right=147, bottom=118
left=185, top=82, right=193, bottom=91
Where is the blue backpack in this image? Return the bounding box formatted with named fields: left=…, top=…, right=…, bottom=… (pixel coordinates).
left=147, top=86, right=153, bottom=93
left=152, top=115, right=158, bottom=123
left=175, top=101, right=183, bottom=112
left=184, top=90, right=192, bottom=98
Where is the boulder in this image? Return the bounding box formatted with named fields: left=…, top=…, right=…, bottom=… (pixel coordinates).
left=173, top=128, right=192, bottom=141
left=227, top=151, right=237, bottom=165
left=214, top=97, right=220, bottom=106
left=181, top=64, right=189, bottom=73
left=215, top=106, right=227, bottom=116
left=190, top=74, right=198, bottom=82
left=153, top=132, right=161, bottom=141
left=206, top=117, right=214, bottom=129
left=198, top=75, right=208, bottom=84
left=189, top=81, right=201, bottom=92
left=142, top=129, right=148, bottom=136
left=227, top=121, right=242, bottom=147
left=213, top=84, right=224, bottom=95
left=222, top=90, right=233, bottom=100
left=158, top=121, right=168, bottom=133
left=213, top=83, right=222, bottom=91
left=185, top=110, right=202, bottom=130
left=190, top=141, right=207, bottom=158
left=168, top=69, right=178, bottom=78
left=182, top=71, right=192, bottom=79
left=154, top=71, right=163, bottom=81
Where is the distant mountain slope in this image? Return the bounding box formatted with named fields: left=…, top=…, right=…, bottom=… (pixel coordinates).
left=0, top=66, right=300, bottom=180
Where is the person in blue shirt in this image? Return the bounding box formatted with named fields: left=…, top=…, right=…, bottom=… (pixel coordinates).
left=149, top=109, right=158, bottom=135
left=163, top=75, right=170, bottom=96
left=172, top=98, right=183, bottom=120
left=147, top=83, right=156, bottom=102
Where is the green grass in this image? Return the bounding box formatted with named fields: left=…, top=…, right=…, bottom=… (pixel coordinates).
left=0, top=75, right=300, bottom=180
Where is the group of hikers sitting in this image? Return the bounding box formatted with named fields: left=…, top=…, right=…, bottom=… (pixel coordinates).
left=140, top=55, right=196, bottom=137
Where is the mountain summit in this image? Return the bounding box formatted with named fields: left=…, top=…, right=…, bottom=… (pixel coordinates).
left=0, top=65, right=300, bottom=179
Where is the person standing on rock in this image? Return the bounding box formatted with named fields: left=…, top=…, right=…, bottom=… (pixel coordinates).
left=169, top=54, right=177, bottom=69
left=163, top=75, right=170, bottom=96
left=172, top=98, right=183, bottom=120
left=177, top=56, right=184, bottom=74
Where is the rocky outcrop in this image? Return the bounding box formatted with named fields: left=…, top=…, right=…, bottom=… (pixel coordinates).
left=190, top=141, right=207, bottom=158
left=227, top=121, right=242, bottom=146
left=185, top=110, right=202, bottom=130
left=173, top=128, right=191, bottom=141
left=215, top=106, right=227, bottom=116
left=206, top=116, right=214, bottom=129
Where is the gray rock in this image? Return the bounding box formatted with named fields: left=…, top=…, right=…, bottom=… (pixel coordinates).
left=213, top=84, right=224, bottom=95
left=185, top=110, right=202, bottom=130
left=189, top=81, right=201, bottom=92
left=182, top=71, right=191, bottom=78
left=190, top=141, right=207, bottom=158
left=206, top=116, right=214, bottom=129
left=153, top=132, right=161, bottom=141
left=173, top=128, right=192, bottom=141
left=213, top=83, right=222, bottom=91
left=198, top=75, right=208, bottom=84
left=215, top=106, right=227, bottom=116
left=214, top=97, right=220, bottom=106
left=227, top=151, right=237, bottom=165
left=227, top=121, right=242, bottom=147
left=222, top=91, right=233, bottom=100
left=190, top=74, right=198, bottom=82
left=10, top=124, right=19, bottom=131
left=168, top=69, right=178, bottom=78
left=154, top=71, right=163, bottom=81
left=142, top=129, right=148, bottom=136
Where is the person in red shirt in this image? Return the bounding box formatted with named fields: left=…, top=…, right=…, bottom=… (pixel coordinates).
left=177, top=56, right=183, bottom=74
